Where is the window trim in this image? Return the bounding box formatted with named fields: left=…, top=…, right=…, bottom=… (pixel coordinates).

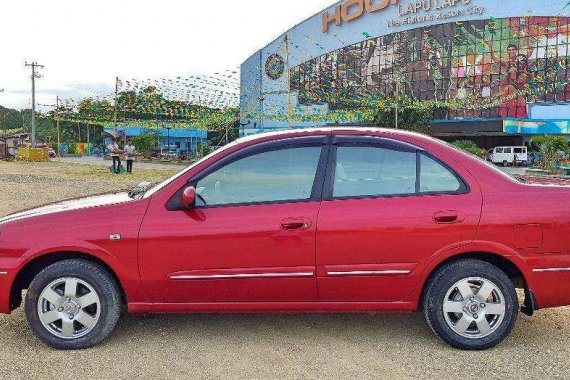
left=323, top=136, right=469, bottom=201
left=166, top=136, right=331, bottom=210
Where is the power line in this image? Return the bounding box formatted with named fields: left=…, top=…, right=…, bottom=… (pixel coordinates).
left=24, top=61, right=44, bottom=147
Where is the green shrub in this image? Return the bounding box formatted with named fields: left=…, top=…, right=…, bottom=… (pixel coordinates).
left=196, top=142, right=210, bottom=157
left=452, top=140, right=485, bottom=157
left=531, top=135, right=570, bottom=170
left=67, top=143, right=77, bottom=155
left=131, top=133, right=159, bottom=155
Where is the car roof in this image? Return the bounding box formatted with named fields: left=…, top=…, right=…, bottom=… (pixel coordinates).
left=236, top=127, right=432, bottom=144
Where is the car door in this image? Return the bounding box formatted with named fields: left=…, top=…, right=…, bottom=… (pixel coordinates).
left=316, top=135, right=482, bottom=302
left=138, top=136, right=329, bottom=304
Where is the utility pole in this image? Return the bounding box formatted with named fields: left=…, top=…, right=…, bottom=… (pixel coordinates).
left=39, top=98, right=61, bottom=157
left=165, top=126, right=172, bottom=158
left=395, top=104, right=399, bottom=130
left=56, top=97, right=60, bottom=157
left=394, top=78, right=401, bottom=130
left=24, top=61, right=44, bottom=147
left=285, top=34, right=292, bottom=129
left=113, top=76, right=118, bottom=128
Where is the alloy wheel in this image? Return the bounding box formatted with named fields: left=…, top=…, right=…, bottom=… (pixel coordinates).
left=442, top=277, right=506, bottom=339
left=36, top=277, right=101, bottom=340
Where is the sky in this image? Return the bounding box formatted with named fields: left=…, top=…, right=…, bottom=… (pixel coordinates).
left=0, top=0, right=334, bottom=110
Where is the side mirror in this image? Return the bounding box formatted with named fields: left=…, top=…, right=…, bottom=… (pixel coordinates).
left=180, top=186, right=196, bottom=209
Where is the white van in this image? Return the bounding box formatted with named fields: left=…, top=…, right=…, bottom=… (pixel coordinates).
left=491, top=146, right=528, bottom=166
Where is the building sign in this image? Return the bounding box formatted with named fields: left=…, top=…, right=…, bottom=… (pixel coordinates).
left=323, top=0, right=482, bottom=32
left=265, top=54, right=286, bottom=80
left=504, top=119, right=570, bottom=135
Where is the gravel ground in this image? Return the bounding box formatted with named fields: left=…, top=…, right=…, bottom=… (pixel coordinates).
left=1, top=160, right=570, bottom=379
left=55, top=156, right=189, bottom=171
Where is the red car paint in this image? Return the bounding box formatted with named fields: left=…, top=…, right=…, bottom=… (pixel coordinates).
left=1, top=128, right=570, bottom=315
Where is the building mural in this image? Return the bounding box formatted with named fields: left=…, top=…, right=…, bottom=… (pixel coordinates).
left=241, top=0, right=570, bottom=138
left=291, top=17, right=570, bottom=119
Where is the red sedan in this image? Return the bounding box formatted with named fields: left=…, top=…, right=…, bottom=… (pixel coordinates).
left=1, top=128, right=569, bottom=350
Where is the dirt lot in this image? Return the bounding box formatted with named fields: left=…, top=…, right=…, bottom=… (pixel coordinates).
left=1, top=160, right=569, bottom=379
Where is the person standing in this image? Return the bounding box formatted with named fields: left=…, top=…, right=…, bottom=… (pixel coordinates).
left=107, top=137, right=122, bottom=174
left=124, top=139, right=136, bottom=174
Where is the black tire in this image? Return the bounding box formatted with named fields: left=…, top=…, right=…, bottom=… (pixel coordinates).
left=503, top=160, right=508, bottom=167
left=423, top=259, right=519, bottom=350
left=25, top=259, right=121, bottom=350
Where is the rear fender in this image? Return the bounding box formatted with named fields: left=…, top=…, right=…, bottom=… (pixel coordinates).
left=406, top=241, right=532, bottom=306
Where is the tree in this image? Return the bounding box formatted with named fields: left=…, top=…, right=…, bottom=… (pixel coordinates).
left=452, top=140, right=485, bottom=158
left=531, top=135, right=570, bottom=170
left=196, top=142, right=210, bottom=157
left=0, top=106, right=26, bottom=130
left=372, top=95, right=438, bottom=134
left=131, top=133, right=159, bottom=155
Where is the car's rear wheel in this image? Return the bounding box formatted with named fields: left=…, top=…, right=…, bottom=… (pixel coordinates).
left=423, top=259, right=519, bottom=350
left=25, top=259, right=121, bottom=350
left=503, top=160, right=509, bottom=167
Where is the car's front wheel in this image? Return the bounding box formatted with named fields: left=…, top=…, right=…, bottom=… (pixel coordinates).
left=423, top=259, right=519, bottom=350
left=25, top=259, right=121, bottom=350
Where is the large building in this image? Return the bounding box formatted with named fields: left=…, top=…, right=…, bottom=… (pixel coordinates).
left=240, top=0, right=570, bottom=147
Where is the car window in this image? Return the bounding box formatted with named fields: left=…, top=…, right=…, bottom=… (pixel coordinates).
left=514, top=148, right=523, bottom=153
left=495, top=148, right=503, bottom=153
left=420, top=154, right=461, bottom=193
left=504, top=148, right=512, bottom=153
left=195, top=146, right=322, bottom=206
left=333, top=146, right=417, bottom=197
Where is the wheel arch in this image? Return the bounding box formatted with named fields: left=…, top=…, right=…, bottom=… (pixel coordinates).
left=10, top=251, right=127, bottom=312
left=418, top=251, right=527, bottom=311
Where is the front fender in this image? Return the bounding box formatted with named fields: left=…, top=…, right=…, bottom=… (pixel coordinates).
left=3, top=239, right=148, bottom=313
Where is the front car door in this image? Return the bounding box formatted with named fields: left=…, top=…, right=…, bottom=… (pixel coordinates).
left=316, top=135, right=482, bottom=302
left=138, top=136, right=329, bottom=305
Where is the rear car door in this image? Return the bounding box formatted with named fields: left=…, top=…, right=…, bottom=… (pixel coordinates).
left=316, top=135, right=482, bottom=302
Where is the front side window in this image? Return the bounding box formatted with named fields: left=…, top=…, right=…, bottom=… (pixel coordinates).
left=496, top=148, right=504, bottom=153
left=332, top=146, right=464, bottom=198
left=195, top=146, right=322, bottom=206
left=504, top=148, right=512, bottom=153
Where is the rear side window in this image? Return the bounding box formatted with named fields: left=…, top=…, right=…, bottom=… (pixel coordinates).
left=332, top=146, right=465, bottom=198
left=514, top=148, right=523, bottom=154
left=420, top=154, right=461, bottom=193
left=504, top=148, right=512, bottom=153
left=333, top=147, right=416, bottom=198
